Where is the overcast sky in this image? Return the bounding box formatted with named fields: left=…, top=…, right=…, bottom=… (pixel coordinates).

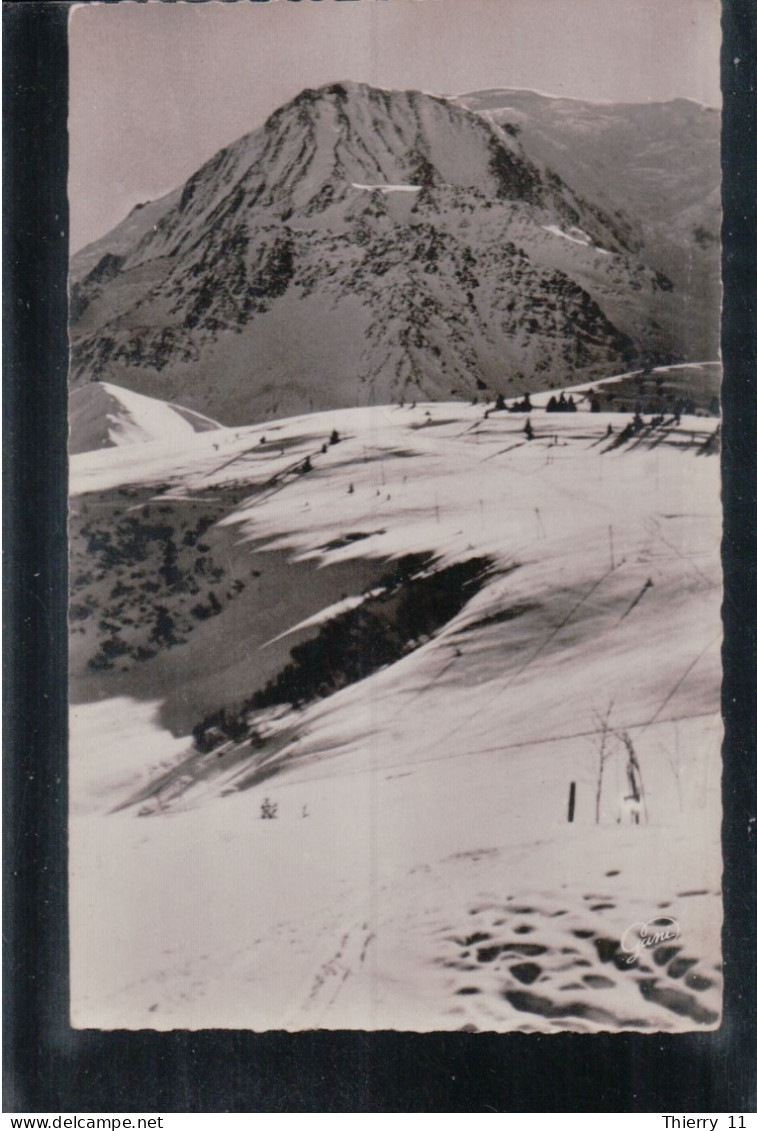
left=69, top=0, right=721, bottom=253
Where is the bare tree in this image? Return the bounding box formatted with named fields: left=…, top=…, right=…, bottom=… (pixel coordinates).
left=593, top=700, right=614, bottom=824
left=618, top=731, right=647, bottom=824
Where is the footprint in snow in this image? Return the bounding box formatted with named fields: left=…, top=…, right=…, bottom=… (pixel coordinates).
left=436, top=889, right=720, bottom=1033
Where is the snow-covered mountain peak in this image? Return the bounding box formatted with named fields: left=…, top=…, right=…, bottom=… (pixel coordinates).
left=69, top=381, right=223, bottom=454
left=70, top=81, right=719, bottom=425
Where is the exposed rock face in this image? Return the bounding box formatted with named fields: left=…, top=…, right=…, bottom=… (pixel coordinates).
left=69, top=81, right=719, bottom=423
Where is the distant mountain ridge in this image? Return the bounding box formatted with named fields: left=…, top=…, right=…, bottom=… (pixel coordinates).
left=70, top=81, right=720, bottom=423
left=451, top=89, right=720, bottom=295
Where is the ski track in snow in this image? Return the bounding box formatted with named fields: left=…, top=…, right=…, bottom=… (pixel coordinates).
left=69, top=393, right=722, bottom=1031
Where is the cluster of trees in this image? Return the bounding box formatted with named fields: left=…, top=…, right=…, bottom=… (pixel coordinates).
left=190, top=555, right=491, bottom=752
left=508, top=394, right=532, bottom=413
left=489, top=392, right=532, bottom=413
left=546, top=392, right=579, bottom=413
left=192, top=708, right=250, bottom=754
left=77, top=502, right=245, bottom=675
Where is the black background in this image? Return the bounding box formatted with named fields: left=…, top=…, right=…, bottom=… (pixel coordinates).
left=4, top=0, right=756, bottom=1113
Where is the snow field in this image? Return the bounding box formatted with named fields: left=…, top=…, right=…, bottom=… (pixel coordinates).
left=69, top=395, right=722, bottom=1030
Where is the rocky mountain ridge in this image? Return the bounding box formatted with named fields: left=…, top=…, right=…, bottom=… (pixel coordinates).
left=70, top=81, right=720, bottom=422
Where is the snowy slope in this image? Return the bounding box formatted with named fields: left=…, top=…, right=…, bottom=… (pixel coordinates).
left=69, top=381, right=223, bottom=454
left=69, top=394, right=722, bottom=1032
